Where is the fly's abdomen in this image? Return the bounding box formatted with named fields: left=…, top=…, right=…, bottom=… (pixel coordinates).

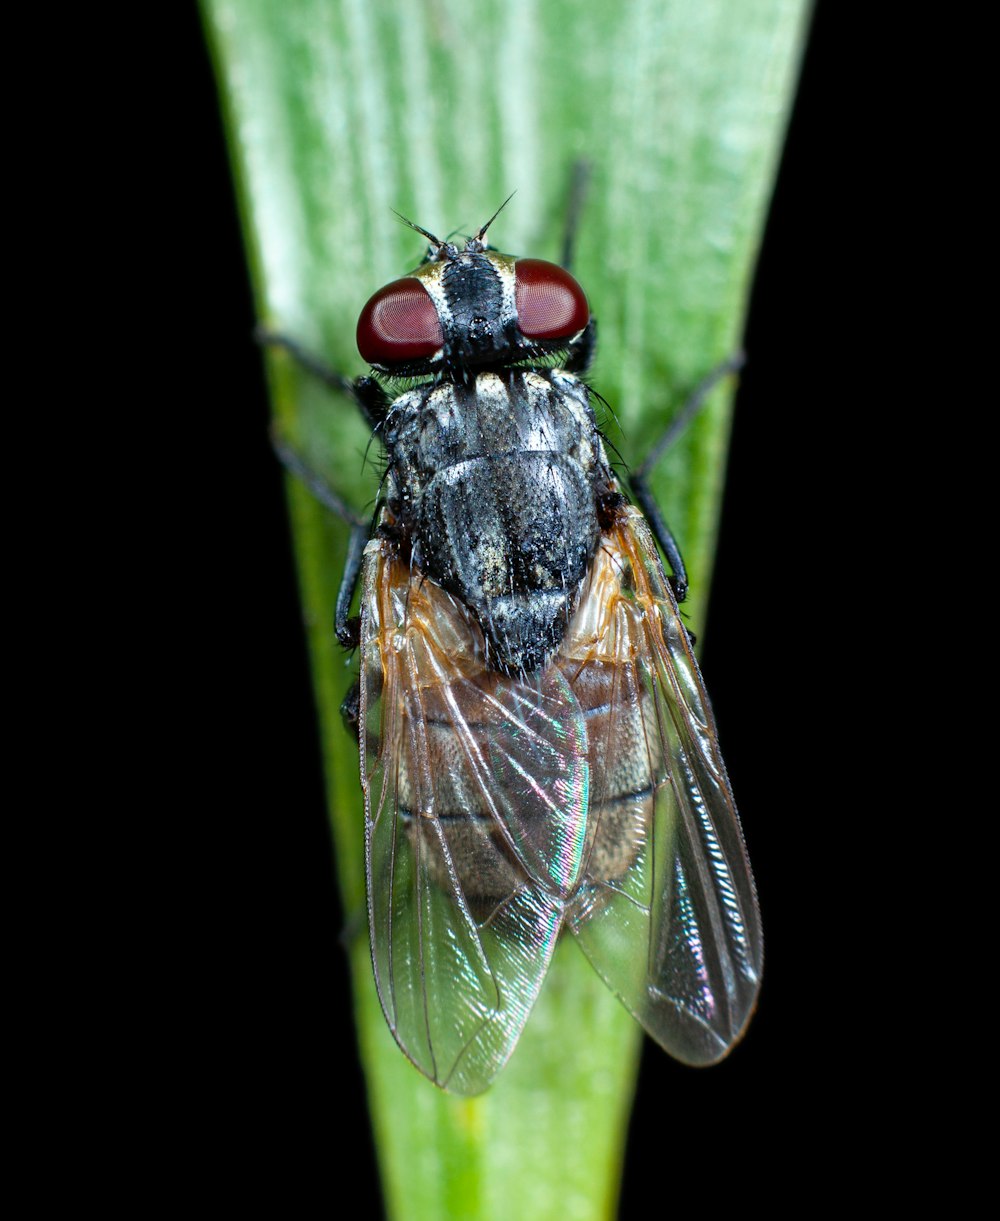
left=362, top=536, right=659, bottom=920
left=394, top=663, right=653, bottom=917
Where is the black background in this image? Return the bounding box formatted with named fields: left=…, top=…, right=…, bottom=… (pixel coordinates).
left=177, top=1, right=861, bottom=1211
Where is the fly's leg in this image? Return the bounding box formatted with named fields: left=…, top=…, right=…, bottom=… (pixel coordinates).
left=560, top=159, right=591, bottom=273
left=264, top=328, right=371, bottom=946
left=273, top=439, right=367, bottom=736
left=339, top=678, right=362, bottom=741
left=557, top=160, right=598, bottom=375
left=270, top=441, right=369, bottom=651
left=258, top=328, right=384, bottom=738
left=255, top=327, right=391, bottom=427
left=629, top=352, right=746, bottom=605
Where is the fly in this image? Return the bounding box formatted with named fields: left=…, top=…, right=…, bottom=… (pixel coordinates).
left=267, top=196, right=762, bottom=1095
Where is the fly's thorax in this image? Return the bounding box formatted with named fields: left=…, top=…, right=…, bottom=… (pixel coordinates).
left=383, top=368, right=606, bottom=674
left=386, top=368, right=601, bottom=506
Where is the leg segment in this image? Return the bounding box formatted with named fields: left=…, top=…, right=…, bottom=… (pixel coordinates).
left=271, top=442, right=369, bottom=647
left=255, top=328, right=391, bottom=427
left=560, top=159, right=592, bottom=273
left=258, top=327, right=386, bottom=644
left=629, top=352, right=746, bottom=603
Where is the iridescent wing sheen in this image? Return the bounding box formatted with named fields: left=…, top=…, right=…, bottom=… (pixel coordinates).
left=562, top=507, right=763, bottom=1065
left=359, top=538, right=592, bottom=1095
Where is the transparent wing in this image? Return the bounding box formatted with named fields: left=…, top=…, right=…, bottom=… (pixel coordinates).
left=563, top=507, right=763, bottom=1064
left=359, top=539, right=590, bottom=1095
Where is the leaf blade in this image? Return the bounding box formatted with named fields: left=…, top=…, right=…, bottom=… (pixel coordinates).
left=201, top=1, right=809, bottom=1217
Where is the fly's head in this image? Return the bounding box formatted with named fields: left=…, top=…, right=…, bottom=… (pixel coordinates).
left=356, top=205, right=590, bottom=380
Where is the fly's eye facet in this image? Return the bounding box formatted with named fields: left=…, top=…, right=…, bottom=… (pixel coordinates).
left=357, top=278, right=444, bottom=365
left=514, top=260, right=589, bottom=340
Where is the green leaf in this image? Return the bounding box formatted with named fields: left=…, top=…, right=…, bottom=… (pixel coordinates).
left=201, top=1, right=809, bottom=1217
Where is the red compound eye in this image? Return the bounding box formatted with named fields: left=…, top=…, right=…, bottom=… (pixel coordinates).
left=514, top=260, right=589, bottom=340
left=356, top=278, right=444, bottom=365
